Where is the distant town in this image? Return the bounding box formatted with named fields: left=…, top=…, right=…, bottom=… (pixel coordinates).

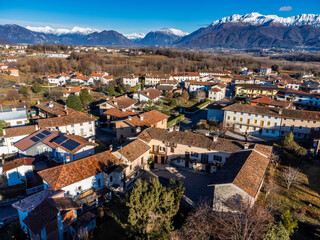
left=0, top=43, right=319, bottom=240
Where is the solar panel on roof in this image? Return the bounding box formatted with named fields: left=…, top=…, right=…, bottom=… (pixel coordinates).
left=36, top=133, right=45, bottom=139
left=30, top=136, right=39, bottom=142
left=53, top=136, right=68, bottom=145
left=42, top=130, right=51, bottom=136
left=61, top=139, right=81, bottom=151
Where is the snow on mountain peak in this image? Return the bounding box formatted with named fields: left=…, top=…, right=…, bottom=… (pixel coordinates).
left=26, top=26, right=101, bottom=35
left=154, top=28, right=188, bottom=37
left=211, top=12, right=320, bottom=28
left=124, top=33, right=146, bottom=40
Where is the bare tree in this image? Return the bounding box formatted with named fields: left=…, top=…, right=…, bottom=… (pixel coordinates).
left=196, top=90, right=206, bottom=102
left=178, top=198, right=271, bottom=240
left=282, top=167, right=301, bottom=190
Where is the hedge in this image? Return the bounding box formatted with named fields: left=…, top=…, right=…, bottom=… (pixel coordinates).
left=167, top=114, right=185, bottom=127
left=186, top=99, right=210, bottom=113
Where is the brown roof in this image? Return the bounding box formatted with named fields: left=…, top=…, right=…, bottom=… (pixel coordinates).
left=250, top=96, right=291, bottom=107
left=61, top=86, right=91, bottom=94
left=3, top=125, right=37, bottom=138
left=189, top=81, right=218, bottom=86
left=117, top=139, right=151, bottom=162
left=14, top=129, right=56, bottom=151
left=138, top=128, right=245, bottom=153
left=236, top=84, right=279, bottom=91
left=171, top=72, right=200, bottom=77
left=216, top=144, right=272, bottom=197
left=123, top=74, right=139, bottom=79
left=209, top=87, right=222, bottom=92
left=223, top=103, right=320, bottom=121
left=138, top=88, right=161, bottom=100
left=36, top=102, right=66, bottom=117
left=23, top=197, right=79, bottom=234
left=233, top=147, right=271, bottom=197
left=3, top=157, right=35, bottom=173
left=107, top=96, right=136, bottom=109
left=38, top=151, right=118, bottom=190
left=123, top=110, right=169, bottom=127
left=38, top=111, right=96, bottom=128
left=103, top=108, right=139, bottom=118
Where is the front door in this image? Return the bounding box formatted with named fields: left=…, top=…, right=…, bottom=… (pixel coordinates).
left=185, top=152, right=190, bottom=159
left=154, top=155, right=158, bottom=163
left=185, top=160, right=189, bottom=168
left=205, top=164, right=211, bottom=173
left=161, top=156, right=165, bottom=164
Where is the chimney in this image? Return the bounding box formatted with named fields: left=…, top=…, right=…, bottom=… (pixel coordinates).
left=91, top=137, right=95, bottom=143
left=244, top=143, right=249, bottom=149
left=279, top=108, right=282, bottom=115
left=114, top=101, right=118, bottom=105
left=109, top=144, right=113, bottom=151
left=66, top=130, right=69, bottom=135
left=37, top=100, right=40, bottom=105
left=2, top=129, right=5, bottom=136
left=35, top=125, right=39, bottom=131
left=132, top=109, right=135, bottom=112
left=213, top=135, right=218, bottom=142
left=128, top=116, right=132, bottom=120
left=140, top=115, right=144, bottom=121
left=146, top=92, right=150, bottom=96
left=124, top=94, right=127, bottom=97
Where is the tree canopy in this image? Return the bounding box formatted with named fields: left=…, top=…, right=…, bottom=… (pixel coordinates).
left=66, top=94, right=82, bottom=111
left=127, top=178, right=184, bottom=239
left=79, top=89, right=92, bottom=104
left=0, top=120, right=8, bottom=136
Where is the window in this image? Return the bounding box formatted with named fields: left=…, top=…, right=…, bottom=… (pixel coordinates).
left=141, top=157, right=144, bottom=165
left=247, top=119, right=250, bottom=124
left=260, top=121, right=264, bottom=126
left=254, top=119, right=257, bottom=124
left=227, top=116, right=230, bottom=120
left=240, top=118, right=243, bottom=122
left=214, top=155, right=222, bottom=162
left=80, top=129, right=84, bottom=135
left=171, top=147, right=174, bottom=153
left=98, top=179, right=101, bottom=186
left=290, top=125, right=294, bottom=130
left=191, top=152, right=198, bottom=158
left=110, top=176, right=113, bottom=182
left=71, top=124, right=75, bottom=128
left=130, top=165, right=132, bottom=170
left=80, top=123, right=83, bottom=126
left=233, top=117, right=236, bottom=121
left=267, top=122, right=270, bottom=126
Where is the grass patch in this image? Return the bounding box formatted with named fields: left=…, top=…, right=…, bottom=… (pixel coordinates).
left=167, top=114, right=185, bottom=127
left=185, top=99, right=210, bottom=113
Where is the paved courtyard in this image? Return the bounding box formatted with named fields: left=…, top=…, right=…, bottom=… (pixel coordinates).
left=141, top=166, right=216, bottom=207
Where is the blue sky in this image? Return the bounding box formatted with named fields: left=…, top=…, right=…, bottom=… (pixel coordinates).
left=0, top=0, right=319, bottom=34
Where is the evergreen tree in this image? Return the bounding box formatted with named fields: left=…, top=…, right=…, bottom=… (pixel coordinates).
left=79, top=89, right=92, bottom=104
left=32, top=83, right=42, bottom=93
left=168, top=178, right=185, bottom=204
left=66, top=94, right=82, bottom=111
left=264, top=222, right=290, bottom=240
left=127, top=178, right=182, bottom=238
left=107, top=84, right=115, bottom=96
left=280, top=210, right=298, bottom=235
left=283, top=132, right=294, bottom=146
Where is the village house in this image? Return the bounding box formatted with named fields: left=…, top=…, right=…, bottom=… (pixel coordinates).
left=46, top=74, right=67, bottom=86
left=156, top=79, right=178, bottom=92
left=0, top=125, right=38, bottom=155
left=250, top=96, right=293, bottom=109
left=112, top=139, right=151, bottom=187
left=114, top=110, right=169, bottom=140
left=99, top=95, right=137, bottom=115
left=23, top=197, right=80, bottom=240
left=38, top=151, right=121, bottom=201
left=132, top=87, right=162, bottom=103
left=223, top=103, right=320, bottom=139
left=276, top=89, right=320, bottom=109
left=12, top=188, right=65, bottom=234
left=2, top=157, right=35, bottom=186
left=171, top=72, right=200, bottom=83
left=6, top=68, right=19, bottom=76
left=283, top=79, right=303, bottom=90
left=144, top=73, right=170, bottom=86
left=89, top=71, right=113, bottom=85
left=208, top=83, right=227, bottom=100
left=69, top=74, right=90, bottom=85
left=134, top=127, right=247, bottom=173
left=48, top=134, right=97, bottom=163
left=35, top=101, right=96, bottom=138
left=260, top=67, right=272, bottom=75
left=235, top=84, right=280, bottom=98
left=103, top=108, right=139, bottom=128
left=61, top=86, right=92, bottom=98
left=5, top=57, right=17, bottom=62
left=0, top=107, right=28, bottom=127
left=212, top=144, right=272, bottom=211
left=122, top=74, right=140, bottom=87
left=188, top=81, right=217, bottom=93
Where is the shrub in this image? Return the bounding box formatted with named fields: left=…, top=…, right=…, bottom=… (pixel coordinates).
left=280, top=210, right=298, bottom=235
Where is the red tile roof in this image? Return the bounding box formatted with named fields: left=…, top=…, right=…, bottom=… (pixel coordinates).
left=3, top=125, right=38, bottom=138
left=123, top=110, right=168, bottom=127
left=61, top=86, right=91, bottom=94
left=116, top=139, right=150, bottom=162
left=103, top=108, right=139, bottom=118
left=137, top=87, right=161, bottom=100
left=3, top=157, right=35, bottom=173
left=14, top=129, right=56, bottom=151
left=107, top=96, right=136, bottom=109
left=38, top=151, right=119, bottom=190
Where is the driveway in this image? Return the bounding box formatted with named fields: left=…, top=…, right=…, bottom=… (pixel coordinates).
left=141, top=166, right=215, bottom=207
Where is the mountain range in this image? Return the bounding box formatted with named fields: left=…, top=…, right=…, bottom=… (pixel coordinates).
left=1, top=13, right=320, bottom=49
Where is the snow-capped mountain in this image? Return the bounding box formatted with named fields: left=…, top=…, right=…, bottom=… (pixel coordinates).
left=26, top=26, right=101, bottom=35
left=124, top=33, right=146, bottom=40
left=211, top=12, right=320, bottom=28
left=154, top=28, right=188, bottom=37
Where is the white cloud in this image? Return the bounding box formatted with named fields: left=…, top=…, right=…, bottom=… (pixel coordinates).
left=279, top=6, right=292, bottom=11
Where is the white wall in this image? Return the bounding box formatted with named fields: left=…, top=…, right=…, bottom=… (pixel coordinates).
left=6, top=165, right=34, bottom=186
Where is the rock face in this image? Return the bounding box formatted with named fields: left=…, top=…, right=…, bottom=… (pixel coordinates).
left=137, top=28, right=188, bottom=46
left=175, top=22, right=320, bottom=49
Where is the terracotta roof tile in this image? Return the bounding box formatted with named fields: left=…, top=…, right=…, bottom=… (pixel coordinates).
left=117, top=139, right=150, bottom=162
left=3, top=157, right=35, bottom=173
left=138, top=88, right=161, bottom=100
left=103, top=108, right=139, bottom=118
left=14, top=129, right=56, bottom=151
left=124, top=110, right=169, bottom=127
left=3, top=125, right=37, bottom=138
left=38, top=151, right=118, bottom=190
left=50, top=134, right=97, bottom=154
left=107, top=96, right=136, bottom=109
